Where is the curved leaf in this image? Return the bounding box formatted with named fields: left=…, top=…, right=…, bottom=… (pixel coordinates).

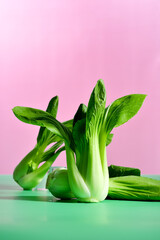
left=105, top=94, right=146, bottom=134
left=12, top=106, right=72, bottom=144
left=41, top=141, right=64, bottom=162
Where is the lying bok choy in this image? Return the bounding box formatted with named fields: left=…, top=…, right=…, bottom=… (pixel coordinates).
left=108, top=176, right=160, bottom=201
left=108, top=165, right=141, bottom=178
left=13, top=79, right=146, bottom=202
left=13, top=96, right=73, bottom=190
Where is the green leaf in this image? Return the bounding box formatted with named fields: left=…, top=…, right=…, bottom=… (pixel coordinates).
left=41, top=141, right=64, bottom=162
left=86, top=79, right=106, bottom=138
left=73, top=104, right=87, bottom=127
left=105, top=94, right=146, bottom=134
left=72, top=118, right=88, bottom=173
left=73, top=118, right=86, bottom=150
left=63, top=119, right=73, bottom=130
left=12, top=106, right=72, bottom=145
left=106, top=133, right=114, bottom=146
left=108, top=165, right=141, bottom=178
left=72, top=105, right=87, bottom=167
left=46, top=95, right=59, bottom=116
left=46, top=119, right=74, bottom=145
left=37, top=96, right=59, bottom=145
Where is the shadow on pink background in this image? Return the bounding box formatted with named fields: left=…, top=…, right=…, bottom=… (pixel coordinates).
left=0, top=0, right=160, bottom=174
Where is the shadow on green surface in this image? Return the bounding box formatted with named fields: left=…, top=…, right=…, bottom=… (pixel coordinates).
left=0, top=194, right=159, bottom=203
left=0, top=184, right=20, bottom=190
left=0, top=195, right=55, bottom=202
left=0, top=193, right=78, bottom=203
left=1, top=182, right=159, bottom=203
left=56, top=199, right=79, bottom=203
left=0, top=195, right=83, bottom=203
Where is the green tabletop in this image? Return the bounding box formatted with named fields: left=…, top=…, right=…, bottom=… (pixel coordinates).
left=0, top=175, right=160, bottom=240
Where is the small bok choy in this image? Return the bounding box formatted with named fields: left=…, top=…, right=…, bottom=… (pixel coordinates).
left=13, top=79, right=146, bottom=202
left=13, top=96, right=72, bottom=190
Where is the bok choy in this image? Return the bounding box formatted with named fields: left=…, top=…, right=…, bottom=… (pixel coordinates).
left=13, top=96, right=72, bottom=190
left=13, top=79, right=146, bottom=202
left=108, top=176, right=160, bottom=201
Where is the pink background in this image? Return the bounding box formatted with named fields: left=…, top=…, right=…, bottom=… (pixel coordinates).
left=0, top=0, right=160, bottom=174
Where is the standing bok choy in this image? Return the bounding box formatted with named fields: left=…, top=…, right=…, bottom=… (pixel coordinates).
left=13, top=79, right=146, bottom=202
